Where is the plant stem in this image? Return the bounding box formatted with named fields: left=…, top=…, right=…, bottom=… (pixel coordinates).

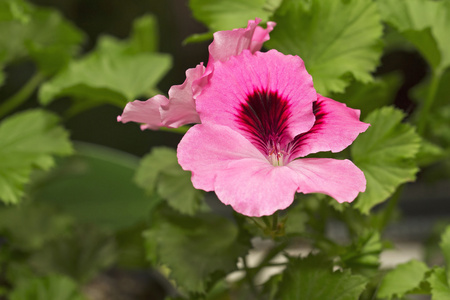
left=272, top=212, right=279, bottom=231
left=0, top=72, right=45, bottom=119
left=159, top=126, right=190, bottom=134
left=417, top=70, right=442, bottom=136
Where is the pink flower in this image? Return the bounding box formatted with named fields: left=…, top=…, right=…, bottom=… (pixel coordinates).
left=177, top=50, right=369, bottom=217
left=118, top=19, right=275, bottom=129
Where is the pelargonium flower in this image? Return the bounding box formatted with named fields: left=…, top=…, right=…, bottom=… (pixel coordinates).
left=177, top=50, right=369, bottom=217
left=117, top=18, right=275, bottom=129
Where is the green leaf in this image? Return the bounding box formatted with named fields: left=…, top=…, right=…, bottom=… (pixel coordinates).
left=38, top=51, right=172, bottom=107
left=0, top=4, right=83, bottom=68
left=429, top=267, right=450, bottom=300
left=0, top=0, right=31, bottom=23
left=377, top=0, right=450, bottom=73
left=331, top=73, right=402, bottom=119
left=266, top=0, right=383, bottom=95
left=440, top=225, right=450, bottom=286
left=351, top=107, right=421, bottom=214
left=38, top=14, right=171, bottom=109
left=189, top=0, right=281, bottom=31
left=32, top=143, right=156, bottom=230
left=144, top=209, right=250, bottom=293
left=276, top=254, right=368, bottom=300
left=0, top=109, right=73, bottom=204
left=9, top=274, right=87, bottom=300
left=29, top=224, right=117, bottom=283
left=0, top=202, right=73, bottom=251
left=284, top=203, right=309, bottom=236
left=377, top=260, right=429, bottom=300
left=135, top=147, right=204, bottom=216
left=128, top=14, right=159, bottom=53
left=341, top=231, right=382, bottom=275
left=95, top=14, right=159, bottom=56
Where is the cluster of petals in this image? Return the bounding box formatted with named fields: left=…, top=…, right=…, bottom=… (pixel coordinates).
left=118, top=19, right=370, bottom=217
left=117, top=18, right=275, bottom=130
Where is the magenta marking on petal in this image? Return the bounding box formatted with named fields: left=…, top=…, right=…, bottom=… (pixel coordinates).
left=236, top=89, right=291, bottom=159
left=288, top=100, right=326, bottom=157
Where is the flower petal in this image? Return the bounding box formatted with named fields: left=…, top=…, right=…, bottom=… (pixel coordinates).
left=207, top=18, right=275, bottom=66
left=160, top=64, right=205, bottom=128
left=197, top=50, right=316, bottom=143
left=193, top=19, right=276, bottom=99
left=215, top=160, right=299, bottom=216
left=290, top=95, right=370, bottom=158
left=288, top=158, right=366, bottom=203
left=177, top=123, right=266, bottom=191
left=117, top=95, right=168, bottom=130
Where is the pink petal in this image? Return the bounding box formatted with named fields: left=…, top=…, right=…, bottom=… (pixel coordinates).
left=249, top=21, right=276, bottom=52
left=207, top=18, right=275, bottom=67
left=196, top=49, right=316, bottom=143
left=288, top=158, right=366, bottom=203
left=117, top=95, right=168, bottom=130
left=193, top=19, right=276, bottom=99
left=214, top=160, right=299, bottom=216
left=290, top=95, right=370, bottom=158
left=177, top=123, right=266, bottom=191
left=160, top=64, right=205, bottom=128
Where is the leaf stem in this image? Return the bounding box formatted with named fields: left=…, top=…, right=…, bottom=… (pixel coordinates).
left=0, top=72, right=45, bottom=119
left=417, top=70, right=442, bottom=135
left=159, top=126, right=190, bottom=135
left=272, top=212, right=279, bottom=232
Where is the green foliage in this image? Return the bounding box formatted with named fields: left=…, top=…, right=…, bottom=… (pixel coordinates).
left=2, top=0, right=450, bottom=298
left=377, top=260, right=429, bottom=299
left=0, top=109, right=73, bottom=204
left=135, top=147, right=204, bottom=216
left=340, top=231, right=382, bottom=275
left=28, top=225, right=117, bottom=283
left=331, top=73, right=402, bottom=119
left=0, top=1, right=83, bottom=74
left=189, top=0, right=280, bottom=31
left=32, top=143, right=155, bottom=230
left=144, top=208, right=250, bottom=294
left=266, top=0, right=383, bottom=95
left=0, top=202, right=73, bottom=251
left=276, top=254, right=368, bottom=300
left=38, top=15, right=172, bottom=110
left=429, top=267, right=450, bottom=300
left=9, top=274, right=87, bottom=300
left=440, top=225, right=450, bottom=286
left=0, top=0, right=31, bottom=23
left=378, top=0, right=450, bottom=74
left=351, top=107, right=421, bottom=213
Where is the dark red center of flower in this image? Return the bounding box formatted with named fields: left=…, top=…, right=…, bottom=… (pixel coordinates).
left=236, top=89, right=292, bottom=165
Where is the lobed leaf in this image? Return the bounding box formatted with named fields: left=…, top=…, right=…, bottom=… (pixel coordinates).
left=377, top=0, right=450, bottom=73
left=135, top=147, right=204, bottom=216
left=38, top=15, right=171, bottom=109
left=266, top=0, right=383, bottom=95
left=0, top=3, right=83, bottom=73
left=144, top=209, right=250, bottom=293
left=9, top=274, right=87, bottom=300
left=38, top=52, right=172, bottom=107
left=189, top=0, right=280, bottom=32
left=440, top=225, right=450, bottom=286
left=32, top=143, right=155, bottom=230
left=0, top=109, right=73, bottom=204
left=276, top=254, right=368, bottom=300
left=429, top=267, right=450, bottom=300
left=351, top=107, right=421, bottom=214
left=377, top=260, right=429, bottom=299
